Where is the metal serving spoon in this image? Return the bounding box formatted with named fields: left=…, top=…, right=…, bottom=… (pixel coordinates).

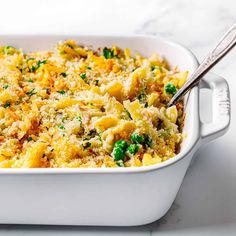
left=167, top=23, right=236, bottom=107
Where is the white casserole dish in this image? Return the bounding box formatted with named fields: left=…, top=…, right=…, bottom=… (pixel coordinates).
left=0, top=35, right=230, bottom=226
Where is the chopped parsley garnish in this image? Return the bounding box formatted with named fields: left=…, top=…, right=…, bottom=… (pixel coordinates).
left=57, top=90, right=66, bottom=94
left=26, top=137, right=33, bottom=141
left=76, top=116, right=82, bottom=122
left=95, top=80, right=99, bottom=86
left=3, top=84, right=9, bottom=89
left=29, top=59, right=46, bottom=72
left=17, top=67, right=23, bottom=73
left=125, top=109, right=132, bottom=120
left=83, top=142, right=91, bottom=149
left=88, top=129, right=97, bottom=136
left=3, top=102, right=10, bottom=108
left=60, top=72, right=67, bottom=77
left=62, top=117, right=67, bottom=123
left=103, top=47, right=115, bottom=59
left=26, top=58, right=35, bottom=72
left=80, top=73, right=86, bottom=80
left=30, top=65, right=36, bottom=73
left=137, top=93, right=146, bottom=103
left=58, top=125, right=65, bottom=130
left=26, top=88, right=36, bottom=97
left=46, top=88, right=50, bottom=95
left=86, top=66, right=92, bottom=70
left=67, top=43, right=74, bottom=49
left=28, top=78, right=33, bottom=83
left=37, top=60, right=47, bottom=68
left=151, top=65, right=163, bottom=72
left=96, top=133, right=102, bottom=141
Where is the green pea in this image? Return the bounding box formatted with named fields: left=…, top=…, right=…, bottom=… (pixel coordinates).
left=127, top=144, right=139, bottom=155
left=114, top=140, right=128, bottom=150
left=112, top=147, right=125, bottom=161
left=131, top=133, right=144, bottom=144
left=165, top=83, right=177, bottom=95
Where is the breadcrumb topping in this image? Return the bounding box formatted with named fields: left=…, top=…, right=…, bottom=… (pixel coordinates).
left=0, top=41, right=188, bottom=168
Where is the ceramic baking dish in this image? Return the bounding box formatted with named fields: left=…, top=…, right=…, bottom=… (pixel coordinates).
left=0, top=35, right=230, bottom=226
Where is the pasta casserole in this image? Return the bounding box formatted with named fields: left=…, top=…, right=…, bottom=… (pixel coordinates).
left=0, top=40, right=188, bottom=168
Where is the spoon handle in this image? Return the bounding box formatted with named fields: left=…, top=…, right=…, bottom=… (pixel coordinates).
left=168, top=23, right=236, bottom=107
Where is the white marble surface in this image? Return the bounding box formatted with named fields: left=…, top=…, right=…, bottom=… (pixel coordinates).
left=0, top=0, right=236, bottom=235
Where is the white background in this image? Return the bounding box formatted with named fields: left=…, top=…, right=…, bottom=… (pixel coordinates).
left=0, top=0, right=236, bottom=235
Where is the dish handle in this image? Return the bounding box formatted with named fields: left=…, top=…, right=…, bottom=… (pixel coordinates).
left=200, top=72, right=230, bottom=144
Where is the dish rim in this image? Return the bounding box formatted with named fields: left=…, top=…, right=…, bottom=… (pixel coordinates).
left=0, top=34, right=200, bottom=174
